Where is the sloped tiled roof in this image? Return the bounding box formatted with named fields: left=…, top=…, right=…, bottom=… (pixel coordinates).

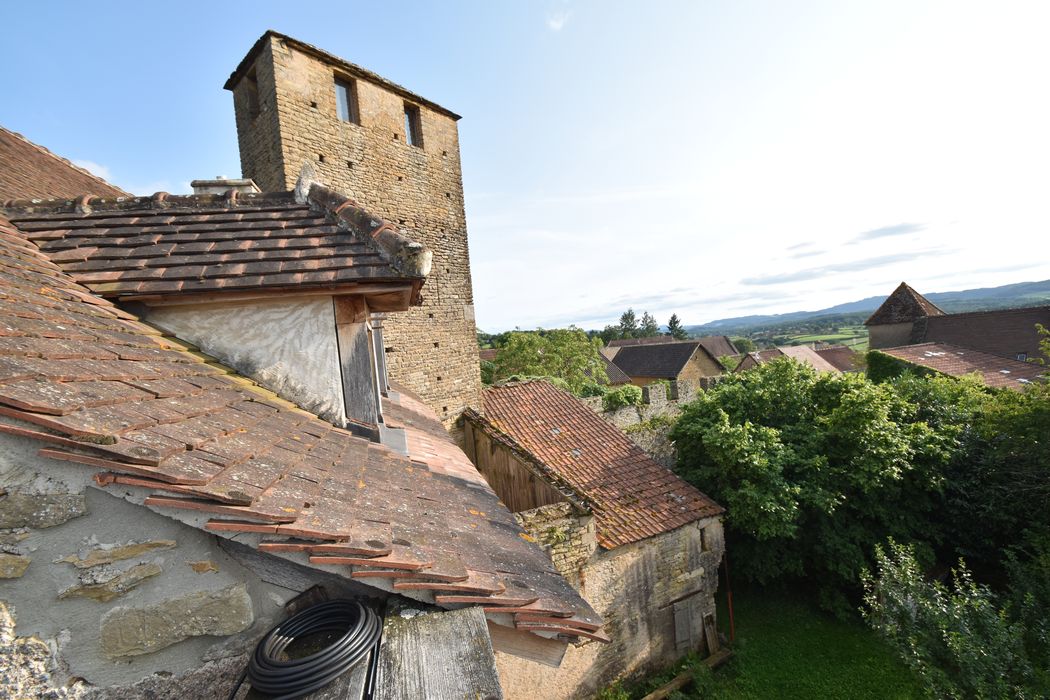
left=478, top=381, right=723, bottom=549
left=607, top=336, right=676, bottom=347
left=876, top=343, right=1046, bottom=390
left=599, top=354, right=631, bottom=385
left=696, top=335, right=739, bottom=358
left=3, top=184, right=429, bottom=302
left=0, top=127, right=129, bottom=202
left=814, top=345, right=862, bottom=372
left=609, top=341, right=707, bottom=379
left=0, top=213, right=600, bottom=641
left=865, top=282, right=945, bottom=326
left=914, top=305, right=1050, bottom=360
left=737, top=346, right=842, bottom=374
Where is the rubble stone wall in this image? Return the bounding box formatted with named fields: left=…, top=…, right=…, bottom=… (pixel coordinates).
left=498, top=511, right=726, bottom=699
left=0, top=432, right=308, bottom=695
left=230, top=35, right=482, bottom=426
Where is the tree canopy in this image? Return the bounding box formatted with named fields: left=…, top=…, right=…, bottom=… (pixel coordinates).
left=487, top=327, right=607, bottom=395
left=667, top=314, right=688, bottom=340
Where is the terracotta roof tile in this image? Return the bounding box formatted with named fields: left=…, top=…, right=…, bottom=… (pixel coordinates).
left=3, top=185, right=429, bottom=301
left=477, top=381, right=723, bottom=549
left=0, top=213, right=600, bottom=641
left=0, top=127, right=129, bottom=201
left=876, top=342, right=1047, bottom=390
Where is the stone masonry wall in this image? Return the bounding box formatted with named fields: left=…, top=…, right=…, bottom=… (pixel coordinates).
left=0, top=431, right=347, bottom=696
left=498, top=512, right=726, bottom=699
left=514, top=503, right=597, bottom=589
left=230, top=35, right=482, bottom=426
left=582, top=380, right=698, bottom=467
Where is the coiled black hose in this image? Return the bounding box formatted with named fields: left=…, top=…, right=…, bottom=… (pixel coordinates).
left=228, top=599, right=382, bottom=700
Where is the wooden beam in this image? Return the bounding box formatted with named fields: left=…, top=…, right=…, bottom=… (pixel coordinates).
left=126, top=283, right=416, bottom=308
left=639, top=649, right=733, bottom=700
left=334, top=297, right=381, bottom=435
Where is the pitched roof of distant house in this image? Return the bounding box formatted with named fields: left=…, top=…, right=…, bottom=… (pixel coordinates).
left=599, top=354, right=631, bottom=385
left=0, top=209, right=600, bottom=641
left=478, top=348, right=497, bottom=362
left=3, top=183, right=430, bottom=306
left=696, top=335, right=739, bottom=358
left=609, top=341, right=715, bottom=379
left=865, top=282, right=945, bottom=326
left=913, top=305, right=1050, bottom=360
left=814, top=345, right=862, bottom=372
left=477, top=381, right=723, bottom=549
left=226, top=31, right=461, bottom=120
left=876, top=343, right=1046, bottom=390
left=606, top=336, right=675, bottom=347
left=736, top=346, right=842, bottom=373
left=0, top=127, right=129, bottom=202
left=606, top=335, right=739, bottom=357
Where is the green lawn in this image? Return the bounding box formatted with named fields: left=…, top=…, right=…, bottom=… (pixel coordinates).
left=606, top=586, right=922, bottom=699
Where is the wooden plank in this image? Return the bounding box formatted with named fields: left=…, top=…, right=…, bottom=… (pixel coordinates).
left=639, top=649, right=733, bottom=700
left=486, top=620, right=567, bottom=669
left=704, top=613, right=720, bottom=655
left=373, top=605, right=502, bottom=700
left=334, top=312, right=380, bottom=429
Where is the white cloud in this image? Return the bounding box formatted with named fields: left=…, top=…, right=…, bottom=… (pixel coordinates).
left=546, top=10, right=571, bottom=31
left=72, top=159, right=112, bottom=181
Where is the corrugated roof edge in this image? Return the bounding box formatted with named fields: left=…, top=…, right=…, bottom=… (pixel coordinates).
left=225, top=31, right=462, bottom=121
left=0, top=126, right=131, bottom=199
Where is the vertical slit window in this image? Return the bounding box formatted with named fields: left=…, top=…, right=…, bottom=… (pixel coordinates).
left=335, top=78, right=359, bottom=124
left=404, top=103, right=423, bottom=148
left=245, top=69, right=260, bottom=120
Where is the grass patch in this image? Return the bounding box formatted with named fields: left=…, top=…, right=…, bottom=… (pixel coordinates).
left=601, top=585, right=921, bottom=699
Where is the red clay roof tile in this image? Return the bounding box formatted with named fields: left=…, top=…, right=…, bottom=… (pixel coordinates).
left=0, top=213, right=600, bottom=640
left=476, top=381, right=723, bottom=549
left=876, top=342, right=1047, bottom=390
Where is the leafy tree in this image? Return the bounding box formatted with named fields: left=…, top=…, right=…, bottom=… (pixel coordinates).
left=491, top=327, right=607, bottom=395
left=718, top=355, right=740, bottom=371
left=667, top=314, right=688, bottom=340
left=602, top=384, right=643, bottom=411
left=733, top=337, right=755, bottom=353
left=670, top=359, right=960, bottom=612
left=618, top=309, right=639, bottom=339
left=639, top=312, right=660, bottom=338
left=862, top=541, right=1040, bottom=698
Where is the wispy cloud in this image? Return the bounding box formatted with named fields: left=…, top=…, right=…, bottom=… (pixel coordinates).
left=546, top=10, right=571, bottom=31
left=789, top=249, right=823, bottom=259
left=786, top=241, right=814, bottom=251
left=742, top=249, right=953, bottom=286
left=72, top=159, right=112, bottom=181
left=851, top=222, right=926, bottom=243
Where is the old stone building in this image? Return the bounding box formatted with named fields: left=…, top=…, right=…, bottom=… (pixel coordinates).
left=225, top=31, right=481, bottom=424
left=607, top=339, right=727, bottom=387
left=463, top=381, right=725, bottom=699
left=866, top=281, right=1050, bottom=361
left=0, top=129, right=602, bottom=698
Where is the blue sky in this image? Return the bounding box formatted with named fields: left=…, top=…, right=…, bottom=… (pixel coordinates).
left=3, top=1, right=1049, bottom=331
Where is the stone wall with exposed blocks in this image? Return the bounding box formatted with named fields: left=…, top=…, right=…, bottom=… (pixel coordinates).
left=498, top=509, right=726, bottom=699
left=582, top=380, right=698, bottom=467
left=0, top=431, right=349, bottom=696
left=230, top=35, right=482, bottom=426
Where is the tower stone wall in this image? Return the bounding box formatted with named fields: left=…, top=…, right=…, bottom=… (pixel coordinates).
left=228, top=33, right=481, bottom=424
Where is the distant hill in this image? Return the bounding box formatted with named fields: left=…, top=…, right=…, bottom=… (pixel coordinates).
left=686, top=279, right=1050, bottom=337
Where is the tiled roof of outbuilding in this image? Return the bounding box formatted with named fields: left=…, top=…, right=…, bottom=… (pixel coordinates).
left=876, top=342, right=1046, bottom=390
left=0, top=127, right=129, bottom=202
left=814, top=345, right=861, bottom=372
left=0, top=213, right=601, bottom=641
left=609, top=341, right=709, bottom=379
left=478, top=381, right=723, bottom=549
left=865, top=282, right=945, bottom=326
left=3, top=184, right=429, bottom=303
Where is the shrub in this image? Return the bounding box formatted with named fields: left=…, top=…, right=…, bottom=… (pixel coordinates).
left=862, top=541, right=1038, bottom=698
left=603, top=385, right=643, bottom=411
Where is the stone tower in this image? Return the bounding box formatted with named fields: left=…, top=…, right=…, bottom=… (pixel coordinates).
left=225, top=31, right=481, bottom=424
